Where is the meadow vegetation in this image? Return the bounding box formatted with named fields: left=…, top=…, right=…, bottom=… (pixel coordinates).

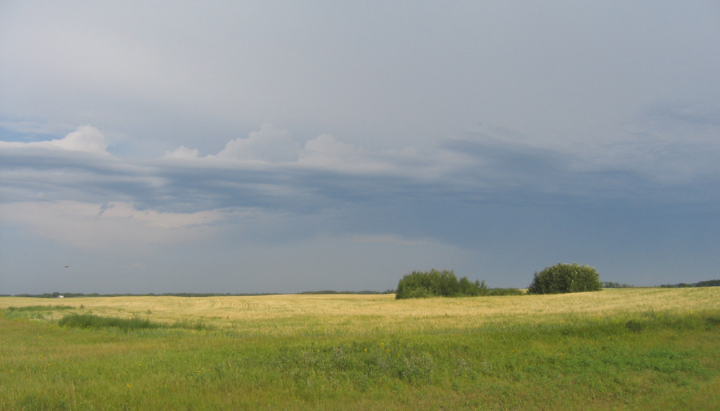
left=1, top=288, right=719, bottom=410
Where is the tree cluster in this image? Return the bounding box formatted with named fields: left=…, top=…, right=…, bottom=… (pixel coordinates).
left=395, top=269, right=491, bottom=299
left=527, top=263, right=602, bottom=294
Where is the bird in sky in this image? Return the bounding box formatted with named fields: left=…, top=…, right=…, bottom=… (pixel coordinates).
left=63, top=266, right=69, bottom=268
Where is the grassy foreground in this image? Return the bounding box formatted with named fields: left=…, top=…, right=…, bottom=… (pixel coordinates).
left=1, top=288, right=719, bottom=410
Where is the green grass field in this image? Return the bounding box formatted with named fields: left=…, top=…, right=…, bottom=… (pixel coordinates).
left=1, top=288, right=719, bottom=410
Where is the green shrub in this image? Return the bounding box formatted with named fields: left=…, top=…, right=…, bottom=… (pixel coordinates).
left=527, top=263, right=602, bottom=294
left=58, top=313, right=214, bottom=331
left=58, top=314, right=159, bottom=331
left=625, top=320, right=642, bottom=333
left=395, top=269, right=488, bottom=299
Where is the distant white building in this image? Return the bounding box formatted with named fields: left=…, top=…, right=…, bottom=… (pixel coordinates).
left=57, top=295, right=64, bottom=298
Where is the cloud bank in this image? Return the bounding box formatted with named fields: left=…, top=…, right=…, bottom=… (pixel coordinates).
left=3, top=121, right=719, bottom=253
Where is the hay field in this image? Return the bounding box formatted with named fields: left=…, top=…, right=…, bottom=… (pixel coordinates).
left=2, top=288, right=720, bottom=410
left=2, top=287, right=718, bottom=336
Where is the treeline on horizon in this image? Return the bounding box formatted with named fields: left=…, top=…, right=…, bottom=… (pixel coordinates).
left=592, top=280, right=720, bottom=289
left=4, top=291, right=395, bottom=298
left=602, top=282, right=635, bottom=288
left=299, top=290, right=395, bottom=295
left=6, top=292, right=282, bottom=298
left=4, top=279, right=719, bottom=298
left=589, top=280, right=720, bottom=289
left=659, top=279, right=720, bottom=288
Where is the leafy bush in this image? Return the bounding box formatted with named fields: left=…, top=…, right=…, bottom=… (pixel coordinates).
left=527, top=263, right=602, bottom=294
left=395, top=269, right=488, bottom=299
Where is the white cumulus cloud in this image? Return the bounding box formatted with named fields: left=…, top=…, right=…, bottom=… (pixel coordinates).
left=299, top=134, right=366, bottom=167
left=0, top=125, right=110, bottom=156
left=164, top=145, right=200, bottom=159
left=211, top=123, right=298, bottom=163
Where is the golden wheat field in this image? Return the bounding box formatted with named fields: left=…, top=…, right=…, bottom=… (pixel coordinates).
left=2, top=287, right=718, bottom=336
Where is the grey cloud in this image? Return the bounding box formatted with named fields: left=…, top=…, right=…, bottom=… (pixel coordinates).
left=651, top=105, right=720, bottom=129
left=3, top=129, right=716, bottom=220
left=3, top=130, right=720, bottom=292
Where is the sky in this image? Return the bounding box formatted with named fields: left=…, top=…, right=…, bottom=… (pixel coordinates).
left=1, top=1, right=720, bottom=294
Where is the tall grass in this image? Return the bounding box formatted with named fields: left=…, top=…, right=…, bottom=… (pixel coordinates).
left=2, top=305, right=76, bottom=321
left=1, top=306, right=718, bottom=410
left=5, top=305, right=75, bottom=312
left=58, top=313, right=160, bottom=331
left=57, top=313, right=212, bottom=331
